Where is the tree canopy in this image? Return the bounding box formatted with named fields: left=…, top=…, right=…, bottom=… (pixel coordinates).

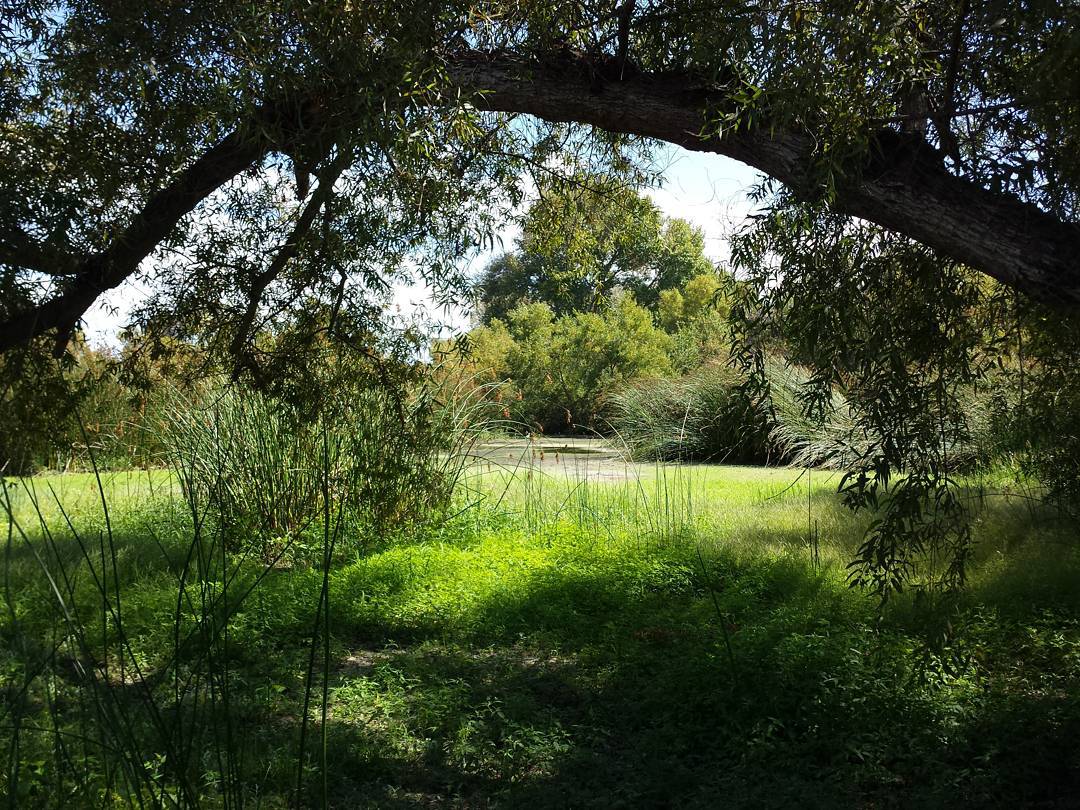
left=2, top=0, right=1079, bottom=367
left=475, top=179, right=715, bottom=321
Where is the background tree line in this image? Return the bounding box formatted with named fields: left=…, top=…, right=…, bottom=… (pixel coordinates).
left=438, top=177, right=730, bottom=434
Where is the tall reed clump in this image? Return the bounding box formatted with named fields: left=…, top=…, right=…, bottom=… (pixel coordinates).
left=759, top=358, right=864, bottom=469
left=607, top=358, right=843, bottom=465
left=0, top=373, right=486, bottom=806
left=157, top=377, right=481, bottom=551
left=611, top=356, right=1002, bottom=471
left=608, top=362, right=770, bottom=463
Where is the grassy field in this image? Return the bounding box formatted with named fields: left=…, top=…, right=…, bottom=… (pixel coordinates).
left=3, top=463, right=1080, bottom=807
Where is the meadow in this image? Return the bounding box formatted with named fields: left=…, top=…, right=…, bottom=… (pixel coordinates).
left=3, top=459, right=1079, bottom=807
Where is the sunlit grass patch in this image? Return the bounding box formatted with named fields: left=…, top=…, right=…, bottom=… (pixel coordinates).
left=3, top=460, right=1080, bottom=806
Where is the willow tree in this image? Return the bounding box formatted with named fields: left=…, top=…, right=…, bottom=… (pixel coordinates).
left=3, top=0, right=1077, bottom=356
left=3, top=0, right=1079, bottom=588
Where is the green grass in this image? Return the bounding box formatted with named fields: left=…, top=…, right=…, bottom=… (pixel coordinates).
left=3, top=464, right=1079, bottom=807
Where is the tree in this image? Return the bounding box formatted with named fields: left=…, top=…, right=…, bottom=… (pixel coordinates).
left=550, top=293, right=673, bottom=427
left=3, top=1, right=1079, bottom=361
left=657, top=272, right=725, bottom=332
left=475, top=179, right=713, bottom=320
left=638, top=219, right=715, bottom=310
left=6, top=1, right=1080, bottom=593
left=460, top=295, right=671, bottom=432
left=473, top=253, right=541, bottom=325
left=519, top=177, right=663, bottom=314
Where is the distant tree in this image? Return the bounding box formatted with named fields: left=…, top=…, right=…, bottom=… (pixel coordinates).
left=631, top=218, right=715, bottom=310
left=549, top=293, right=673, bottom=429
left=473, top=253, right=543, bottom=326
left=518, top=178, right=662, bottom=314
left=475, top=179, right=715, bottom=322
left=657, top=272, right=727, bottom=332
left=460, top=294, right=670, bottom=432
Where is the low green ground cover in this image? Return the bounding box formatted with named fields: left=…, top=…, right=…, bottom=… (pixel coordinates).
left=3, top=465, right=1079, bottom=807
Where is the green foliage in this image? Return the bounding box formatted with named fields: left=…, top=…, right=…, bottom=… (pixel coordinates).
left=464, top=262, right=739, bottom=438
left=8, top=0, right=1076, bottom=605
left=991, top=302, right=1080, bottom=514
left=3, top=465, right=1079, bottom=806
left=519, top=177, right=664, bottom=314
left=471, top=252, right=539, bottom=326
left=548, top=295, right=673, bottom=430
left=729, top=194, right=1010, bottom=598
left=610, top=362, right=768, bottom=463
left=158, top=377, right=478, bottom=551
left=0, top=346, right=84, bottom=474
left=3, top=0, right=665, bottom=376
left=610, top=356, right=868, bottom=466
left=657, top=272, right=726, bottom=332
left=459, top=295, right=672, bottom=433
left=642, top=219, right=718, bottom=309
left=476, top=179, right=716, bottom=321
left=0, top=341, right=165, bottom=474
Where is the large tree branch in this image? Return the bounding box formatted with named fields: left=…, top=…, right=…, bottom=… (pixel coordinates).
left=230, top=151, right=349, bottom=376
left=449, top=51, right=1080, bottom=307
left=4, top=50, right=1080, bottom=356
left=0, top=224, right=79, bottom=276
left=0, top=121, right=276, bottom=354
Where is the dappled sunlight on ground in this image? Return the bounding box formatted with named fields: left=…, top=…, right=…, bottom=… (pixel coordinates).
left=3, top=462, right=1079, bottom=806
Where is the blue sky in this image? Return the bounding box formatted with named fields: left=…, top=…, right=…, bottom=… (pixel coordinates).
left=84, top=147, right=762, bottom=344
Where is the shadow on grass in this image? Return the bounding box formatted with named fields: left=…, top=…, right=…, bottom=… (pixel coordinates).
left=5, top=479, right=1080, bottom=807
left=298, top=514, right=1080, bottom=808
left=310, top=551, right=1080, bottom=808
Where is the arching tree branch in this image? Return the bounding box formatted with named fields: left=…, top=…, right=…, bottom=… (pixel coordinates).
left=0, top=225, right=79, bottom=276
left=0, top=121, right=276, bottom=355
left=3, top=49, right=1079, bottom=356
left=449, top=51, right=1080, bottom=307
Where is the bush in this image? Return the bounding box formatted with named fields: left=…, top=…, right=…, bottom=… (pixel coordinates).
left=608, top=362, right=769, bottom=462
left=452, top=295, right=672, bottom=433
left=0, top=341, right=160, bottom=474
left=611, top=353, right=1014, bottom=471
left=610, top=357, right=861, bottom=465
left=0, top=348, right=83, bottom=474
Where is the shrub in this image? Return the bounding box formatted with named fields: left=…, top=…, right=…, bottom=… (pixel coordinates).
left=609, top=357, right=857, bottom=465
left=608, top=362, right=769, bottom=463
left=611, top=354, right=1011, bottom=471
left=451, top=295, right=672, bottom=433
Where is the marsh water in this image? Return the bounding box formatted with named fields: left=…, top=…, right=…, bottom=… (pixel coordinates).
left=467, top=436, right=643, bottom=480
